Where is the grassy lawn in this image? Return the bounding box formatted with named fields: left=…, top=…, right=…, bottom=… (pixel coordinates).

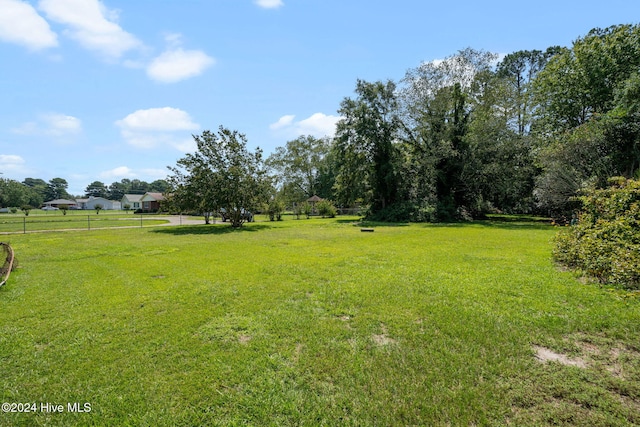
left=0, top=218, right=639, bottom=425
left=0, top=212, right=168, bottom=233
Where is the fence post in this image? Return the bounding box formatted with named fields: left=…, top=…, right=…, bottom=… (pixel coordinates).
left=23, top=217, right=26, bottom=234
left=88, top=215, right=91, bottom=231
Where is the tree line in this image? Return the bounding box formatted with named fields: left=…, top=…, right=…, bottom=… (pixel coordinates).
left=0, top=177, right=168, bottom=210
left=167, top=24, right=640, bottom=224
left=4, top=25, right=639, bottom=223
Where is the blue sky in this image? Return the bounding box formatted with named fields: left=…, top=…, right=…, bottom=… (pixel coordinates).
left=1, top=0, right=639, bottom=195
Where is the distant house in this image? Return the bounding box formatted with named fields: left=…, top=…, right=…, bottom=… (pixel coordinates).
left=121, top=194, right=144, bottom=211
left=307, top=195, right=323, bottom=215
left=43, top=199, right=78, bottom=209
left=78, top=196, right=121, bottom=211
left=140, top=192, right=165, bottom=212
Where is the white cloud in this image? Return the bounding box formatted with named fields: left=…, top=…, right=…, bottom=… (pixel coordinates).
left=0, top=0, right=58, bottom=50
left=269, top=115, right=295, bottom=130
left=270, top=113, right=341, bottom=138
left=115, top=107, right=199, bottom=149
left=147, top=48, right=215, bottom=83
left=38, top=0, right=141, bottom=59
left=116, top=107, right=199, bottom=131
left=141, top=168, right=169, bottom=179
left=255, top=0, right=284, bottom=9
left=99, top=166, right=167, bottom=181
left=0, top=154, right=27, bottom=174
left=99, top=166, right=136, bottom=179
left=12, top=113, right=82, bottom=137
left=42, top=113, right=82, bottom=135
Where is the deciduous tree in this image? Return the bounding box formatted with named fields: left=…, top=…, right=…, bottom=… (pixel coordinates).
left=167, top=126, right=269, bottom=227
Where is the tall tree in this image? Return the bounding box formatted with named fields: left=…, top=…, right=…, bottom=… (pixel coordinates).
left=266, top=135, right=332, bottom=202
left=533, top=24, right=640, bottom=216
left=167, top=126, right=270, bottom=227
left=497, top=48, right=559, bottom=136
left=45, top=178, right=70, bottom=201
left=0, top=179, right=29, bottom=208
left=22, top=178, right=47, bottom=206
left=533, top=25, right=640, bottom=136
left=334, top=79, right=401, bottom=212
left=400, top=49, right=497, bottom=219
left=107, top=181, right=128, bottom=200
left=85, top=181, right=108, bottom=198
left=149, top=179, right=169, bottom=193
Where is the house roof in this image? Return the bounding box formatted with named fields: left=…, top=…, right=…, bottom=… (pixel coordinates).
left=122, top=194, right=144, bottom=202
left=141, top=192, right=165, bottom=202
left=44, top=199, right=78, bottom=205
left=307, top=195, right=323, bottom=202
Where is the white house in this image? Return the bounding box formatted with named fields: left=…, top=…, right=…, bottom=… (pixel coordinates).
left=121, top=194, right=143, bottom=211
left=43, top=199, right=79, bottom=209
left=79, top=196, right=121, bottom=210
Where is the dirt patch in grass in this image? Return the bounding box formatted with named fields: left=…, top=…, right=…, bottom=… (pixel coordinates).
left=533, top=345, right=587, bottom=368
left=372, top=323, right=397, bottom=346
left=514, top=334, right=640, bottom=425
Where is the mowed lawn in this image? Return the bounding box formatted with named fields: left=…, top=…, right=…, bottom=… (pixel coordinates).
left=1, top=218, right=639, bottom=426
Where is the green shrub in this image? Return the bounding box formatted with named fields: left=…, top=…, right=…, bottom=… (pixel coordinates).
left=553, top=177, right=640, bottom=289
left=317, top=200, right=337, bottom=218
left=366, top=201, right=436, bottom=223
left=266, top=198, right=286, bottom=221
left=301, top=202, right=313, bottom=219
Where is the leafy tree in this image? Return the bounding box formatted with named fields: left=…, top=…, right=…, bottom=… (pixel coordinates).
left=265, top=197, right=286, bottom=221
left=400, top=49, right=497, bottom=219
left=334, top=79, right=401, bottom=213
left=0, top=179, right=29, bottom=208
left=45, top=178, right=70, bottom=201
left=497, top=48, right=560, bottom=136
left=94, top=204, right=103, bottom=214
left=129, top=179, right=150, bottom=195
left=462, top=66, right=539, bottom=214
left=533, top=25, right=640, bottom=136
left=533, top=25, right=640, bottom=216
left=22, top=177, right=47, bottom=206
left=167, top=126, right=270, bottom=227
left=301, top=201, right=312, bottom=219
left=149, top=179, right=169, bottom=193
left=266, top=135, right=333, bottom=202
left=85, top=181, right=108, bottom=198
left=107, top=181, right=128, bottom=200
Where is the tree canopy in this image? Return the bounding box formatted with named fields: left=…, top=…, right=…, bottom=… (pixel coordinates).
left=167, top=127, right=270, bottom=227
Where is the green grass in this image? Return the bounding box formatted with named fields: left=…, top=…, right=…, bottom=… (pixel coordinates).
left=1, top=218, right=639, bottom=425
left=0, top=213, right=168, bottom=233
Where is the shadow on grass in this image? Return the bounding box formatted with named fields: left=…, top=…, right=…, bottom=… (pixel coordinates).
left=356, top=221, right=410, bottom=227
left=474, top=220, right=554, bottom=231
left=342, top=217, right=553, bottom=231
left=152, top=223, right=272, bottom=236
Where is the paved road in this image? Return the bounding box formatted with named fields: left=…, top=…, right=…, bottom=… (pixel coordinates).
left=157, top=215, right=207, bottom=226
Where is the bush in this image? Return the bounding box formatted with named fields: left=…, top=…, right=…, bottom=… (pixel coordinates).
left=266, top=198, right=286, bottom=221
left=553, top=177, right=640, bottom=289
left=367, top=201, right=437, bottom=223
left=301, top=202, right=312, bottom=219
left=317, top=200, right=337, bottom=218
